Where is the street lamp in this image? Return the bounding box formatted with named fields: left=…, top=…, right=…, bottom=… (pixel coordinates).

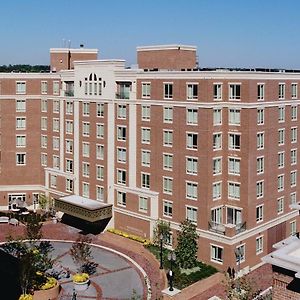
left=167, top=251, right=176, bottom=291
left=234, top=247, right=243, bottom=292
left=159, top=233, right=163, bottom=269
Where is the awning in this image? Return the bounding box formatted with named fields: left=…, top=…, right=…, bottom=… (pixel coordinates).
left=55, top=195, right=112, bottom=222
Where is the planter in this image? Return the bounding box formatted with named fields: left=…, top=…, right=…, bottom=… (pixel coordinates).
left=33, top=283, right=60, bottom=300
left=73, top=279, right=90, bottom=291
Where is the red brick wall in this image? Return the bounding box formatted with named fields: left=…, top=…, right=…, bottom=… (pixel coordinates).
left=273, top=271, right=300, bottom=300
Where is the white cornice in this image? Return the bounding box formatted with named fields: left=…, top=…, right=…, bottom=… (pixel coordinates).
left=50, top=48, right=98, bottom=54
left=0, top=73, right=60, bottom=79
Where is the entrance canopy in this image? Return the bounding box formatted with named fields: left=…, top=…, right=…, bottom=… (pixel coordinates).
left=55, top=195, right=112, bottom=222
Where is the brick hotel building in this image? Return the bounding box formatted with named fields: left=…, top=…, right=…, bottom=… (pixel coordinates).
left=0, top=45, right=299, bottom=273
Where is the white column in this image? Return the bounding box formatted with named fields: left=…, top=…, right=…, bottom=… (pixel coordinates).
left=128, top=103, right=137, bottom=187
left=73, top=100, right=80, bottom=195
left=59, top=99, right=65, bottom=171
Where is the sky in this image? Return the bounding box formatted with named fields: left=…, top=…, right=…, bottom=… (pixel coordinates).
left=1, top=0, right=300, bottom=69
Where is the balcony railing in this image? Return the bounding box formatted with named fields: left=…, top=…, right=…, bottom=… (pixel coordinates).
left=236, top=221, right=247, bottom=234
left=208, top=221, right=226, bottom=235
left=115, top=92, right=130, bottom=99
left=65, top=90, right=74, bottom=97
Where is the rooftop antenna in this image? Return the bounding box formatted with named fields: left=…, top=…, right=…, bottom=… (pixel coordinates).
left=68, top=40, right=71, bottom=49
left=62, top=38, right=66, bottom=48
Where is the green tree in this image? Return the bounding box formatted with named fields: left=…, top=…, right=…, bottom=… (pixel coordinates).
left=25, top=216, right=43, bottom=241
left=153, top=220, right=171, bottom=247
left=175, top=219, right=198, bottom=269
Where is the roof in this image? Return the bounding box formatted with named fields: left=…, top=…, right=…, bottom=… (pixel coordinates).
left=59, top=195, right=110, bottom=210
left=137, top=44, right=197, bottom=51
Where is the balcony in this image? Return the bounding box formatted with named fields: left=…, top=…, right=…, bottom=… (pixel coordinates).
left=208, top=221, right=225, bottom=235
left=65, top=90, right=74, bottom=97
left=208, top=221, right=247, bottom=236
left=236, top=221, right=246, bottom=234
left=115, top=92, right=129, bottom=99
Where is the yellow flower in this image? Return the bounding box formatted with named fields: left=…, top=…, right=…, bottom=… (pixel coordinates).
left=72, top=273, right=89, bottom=283
left=19, top=294, right=33, bottom=300
left=40, top=277, right=57, bottom=290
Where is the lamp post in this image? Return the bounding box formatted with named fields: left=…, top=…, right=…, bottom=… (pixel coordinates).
left=234, top=247, right=243, bottom=293
left=167, top=251, right=176, bottom=291
left=159, top=233, right=163, bottom=269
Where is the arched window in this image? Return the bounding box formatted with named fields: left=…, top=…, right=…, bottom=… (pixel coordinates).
left=84, top=73, right=102, bottom=96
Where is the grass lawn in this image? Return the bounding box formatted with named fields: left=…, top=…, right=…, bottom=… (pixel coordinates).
left=145, top=244, right=218, bottom=290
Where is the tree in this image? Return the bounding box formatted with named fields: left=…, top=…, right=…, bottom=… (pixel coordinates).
left=153, top=220, right=171, bottom=247
left=25, top=216, right=43, bottom=241
left=175, top=219, right=198, bottom=269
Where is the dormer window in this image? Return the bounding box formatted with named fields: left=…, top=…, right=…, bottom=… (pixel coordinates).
left=84, top=73, right=102, bottom=96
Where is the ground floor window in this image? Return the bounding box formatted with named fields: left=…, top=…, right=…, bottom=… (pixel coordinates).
left=8, top=194, right=26, bottom=209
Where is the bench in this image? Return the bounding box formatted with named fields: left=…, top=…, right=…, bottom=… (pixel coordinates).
left=0, top=216, right=9, bottom=223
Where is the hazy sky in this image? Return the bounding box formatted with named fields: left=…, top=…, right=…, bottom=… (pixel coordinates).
left=1, top=0, right=300, bottom=68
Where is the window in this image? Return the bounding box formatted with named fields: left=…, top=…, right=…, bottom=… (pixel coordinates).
left=186, top=182, right=198, bottom=200
left=65, top=120, right=73, bottom=134
left=139, top=196, right=148, bottom=212
left=97, top=103, right=104, bottom=117
left=277, top=197, right=284, bottom=214
left=66, top=140, right=73, bottom=154
left=256, top=181, right=264, bottom=199
left=142, top=105, right=151, bottom=121
left=213, top=157, right=222, bottom=175
left=53, top=81, right=60, bottom=95
left=292, top=106, right=298, bottom=121
left=66, top=178, right=73, bottom=192
left=228, top=133, right=241, bottom=150
left=227, top=207, right=242, bottom=225
left=229, top=109, right=241, bottom=125
left=163, top=177, right=173, bottom=194
left=142, top=83, right=151, bottom=98
left=16, top=100, right=26, bottom=112
left=187, top=108, right=198, bottom=125
left=52, top=137, right=59, bottom=150
left=212, top=182, right=222, bottom=200
left=211, top=245, right=223, bottom=263
left=278, top=174, right=284, bottom=191
left=291, top=171, right=297, bottom=187
left=82, top=102, right=90, bottom=116
left=257, top=84, right=264, bottom=100
left=186, top=132, right=198, bottom=149
left=292, top=83, right=298, bottom=99
left=66, top=159, right=73, bottom=173
left=229, top=84, right=241, bottom=100
left=16, top=117, right=26, bottom=129
left=186, top=157, right=197, bottom=175
left=163, top=107, right=173, bottom=123
left=257, top=132, right=264, bottom=150
left=228, top=157, right=240, bottom=175
left=117, top=105, right=126, bottom=119
left=117, top=148, right=126, bottom=163
left=291, top=149, right=297, bottom=165
left=211, top=207, right=222, bottom=224
left=290, top=192, right=297, bottom=205
left=278, top=129, right=285, bottom=145
left=291, top=127, right=297, bottom=143
left=82, top=142, right=90, bottom=157
left=236, top=245, right=245, bottom=263
left=41, top=135, right=47, bottom=148
left=16, top=153, right=26, bottom=165
left=82, top=122, right=90, bottom=136
left=163, top=130, right=173, bottom=146
left=164, top=83, right=173, bottom=99
left=141, top=128, right=151, bottom=144
left=41, top=117, right=47, bottom=130
left=53, top=118, right=59, bottom=132
left=278, top=107, right=285, bottom=122
left=228, top=182, right=240, bottom=200
left=163, top=201, right=173, bottom=217
left=41, top=99, right=47, bottom=112
left=256, top=236, right=263, bottom=254
left=41, top=153, right=47, bottom=166
left=117, top=191, right=126, bottom=207
left=257, top=109, right=264, bottom=125
left=50, top=175, right=57, bottom=188
left=163, top=153, right=173, bottom=170
left=96, top=165, right=104, bottom=180
left=256, top=205, right=264, bottom=222
left=279, top=83, right=285, bottom=99
left=213, top=84, right=222, bottom=100
left=66, top=101, right=73, bottom=114
left=82, top=183, right=89, bottom=198
left=16, top=81, right=26, bottom=94
left=53, top=100, right=60, bottom=112
left=117, top=169, right=126, bottom=185
left=290, top=220, right=297, bottom=235
left=186, top=206, right=197, bottom=224
left=278, top=152, right=285, bottom=168
left=41, top=81, right=48, bottom=94
left=141, top=173, right=150, bottom=189
left=213, top=133, right=222, bottom=150
left=141, top=150, right=150, bottom=166
left=257, top=157, right=264, bottom=174
left=96, top=186, right=104, bottom=201
left=96, top=144, right=104, bottom=160
left=16, top=135, right=26, bottom=148
left=96, top=123, right=104, bottom=138
left=117, top=126, right=126, bottom=141
left=213, top=109, right=222, bottom=125
left=53, top=155, right=60, bottom=169
left=187, top=83, right=198, bottom=100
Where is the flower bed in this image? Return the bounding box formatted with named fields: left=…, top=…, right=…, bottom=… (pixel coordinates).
left=107, top=228, right=151, bottom=245
left=72, top=273, right=89, bottom=283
